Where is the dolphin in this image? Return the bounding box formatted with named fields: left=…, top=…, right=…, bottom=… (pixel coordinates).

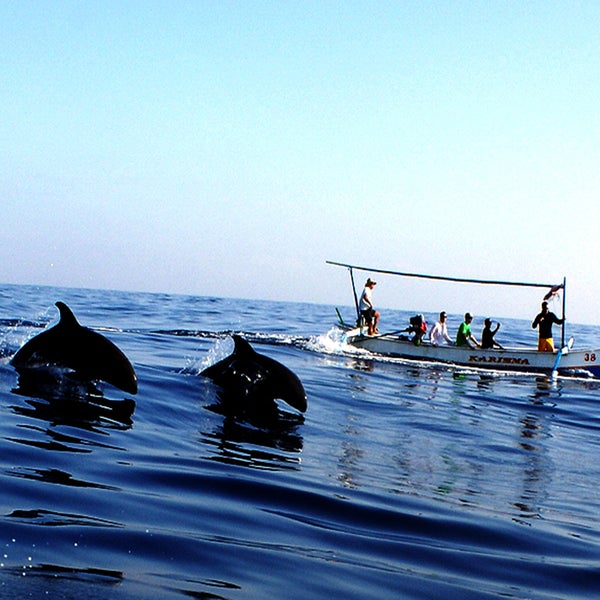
left=201, top=335, right=307, bottom=414
left=11, top=301, right=138, bottom=395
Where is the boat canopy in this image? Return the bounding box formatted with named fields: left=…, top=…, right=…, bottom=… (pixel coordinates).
left=326, top=260, right=566, bottom=346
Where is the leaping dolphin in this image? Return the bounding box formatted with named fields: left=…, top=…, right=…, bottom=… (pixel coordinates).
left=11, top=302, right=138, bottom=395
left=201, top=335, right=307, bottom=415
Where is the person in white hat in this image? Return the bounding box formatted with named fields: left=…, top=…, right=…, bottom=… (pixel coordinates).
left=359, top=278, right=380, bottom=335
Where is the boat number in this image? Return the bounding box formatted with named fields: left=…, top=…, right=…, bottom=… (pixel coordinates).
left=584, top=353, right=597, bottom=362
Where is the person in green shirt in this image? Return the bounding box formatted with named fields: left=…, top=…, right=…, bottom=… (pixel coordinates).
left=456, top=313, right=480, bottom=348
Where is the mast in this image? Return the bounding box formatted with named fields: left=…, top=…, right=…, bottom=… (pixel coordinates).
left=561, top=277, right=567, bottom=348
left=348, top=267, right=360, bottom=320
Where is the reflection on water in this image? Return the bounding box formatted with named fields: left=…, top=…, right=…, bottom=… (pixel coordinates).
left=512, top=411, right=553, bottom=523
left=323, top=362, right=570, bottom=528
left=201, top=407, right=305, bottom=470
left=10, top=367, right=135, bottom=431
left=7, top=509, right=122, bottom=528
left=10, top=397, right=134, bottom=433
left=8, top=467, right=118, bottom=490
left=2, top=563, right=124, bottom=588
left=337, top=420, right=364, bottom=490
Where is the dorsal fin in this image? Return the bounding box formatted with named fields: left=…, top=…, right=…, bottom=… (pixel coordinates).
left=55, top=301, right=80, bottom=329
left=232, top=335, right=256, bottom=357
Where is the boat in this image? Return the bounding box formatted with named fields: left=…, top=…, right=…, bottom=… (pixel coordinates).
left=327, top=260, right=600, bottom=378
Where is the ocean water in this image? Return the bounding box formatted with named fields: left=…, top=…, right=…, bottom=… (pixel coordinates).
left=0, top=283, right=599, bottom=599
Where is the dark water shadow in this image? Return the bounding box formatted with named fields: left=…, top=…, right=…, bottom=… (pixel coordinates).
left=8, top=465, right=119, bottom=490
left=201, top=391, right=305, bottom=470
left=10, top=367, right=136, bottom=431
left=1, top=563, right=123, bottom=589
left=6, top=508, right=122, bottom=528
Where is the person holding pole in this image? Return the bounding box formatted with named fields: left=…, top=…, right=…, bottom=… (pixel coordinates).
left=532, top=301, right=564, bottom=352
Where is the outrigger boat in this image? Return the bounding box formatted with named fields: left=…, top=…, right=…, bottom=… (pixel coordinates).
left=328, top=260, right=600, bottom=378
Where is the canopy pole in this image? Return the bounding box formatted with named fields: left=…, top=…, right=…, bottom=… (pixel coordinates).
left=349, top=267, right=360, bottom=321
left=561, top=277, right=566, bottom=348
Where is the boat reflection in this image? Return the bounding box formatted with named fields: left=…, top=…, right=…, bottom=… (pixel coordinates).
left=512, top=412, right=552, bottom=521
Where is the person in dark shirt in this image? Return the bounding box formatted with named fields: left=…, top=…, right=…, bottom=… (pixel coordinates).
left=481, top=318, right=503, bottom=349
left=531, top=301, right=563, bottom=352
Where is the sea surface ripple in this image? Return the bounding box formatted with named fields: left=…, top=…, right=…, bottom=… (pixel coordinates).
left=0, top=284, right=599, bottom=598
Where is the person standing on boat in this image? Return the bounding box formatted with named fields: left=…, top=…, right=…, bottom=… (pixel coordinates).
left=531, top=301, right=563, bottom=352
left=359, top=278, right=380, bottom=335
left=481, top=318, right=503, bottom=349
left=430, top=311, right=453, bottom=346
left=456, top=313, right=480, bottom=348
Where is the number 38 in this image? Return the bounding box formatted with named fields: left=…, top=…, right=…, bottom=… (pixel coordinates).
left=584, top=353, right=596, bottom=362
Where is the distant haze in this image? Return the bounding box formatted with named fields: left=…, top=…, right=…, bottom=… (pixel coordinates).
left=3, top=2, right=599, bottom=324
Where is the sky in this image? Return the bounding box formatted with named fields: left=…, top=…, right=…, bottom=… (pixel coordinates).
left=3, top=1, right=600, bottom=324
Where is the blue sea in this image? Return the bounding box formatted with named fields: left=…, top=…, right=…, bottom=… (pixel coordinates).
left=0, top=283, right=599, bottom=599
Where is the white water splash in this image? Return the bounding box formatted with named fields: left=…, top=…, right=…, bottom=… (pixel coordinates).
left=184, top=335, right=234, bottom=375
left=305, top=327, right=366, bottom=356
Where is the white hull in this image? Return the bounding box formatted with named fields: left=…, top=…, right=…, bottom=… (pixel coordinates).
left=343, top=328, right=600, bottom=377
